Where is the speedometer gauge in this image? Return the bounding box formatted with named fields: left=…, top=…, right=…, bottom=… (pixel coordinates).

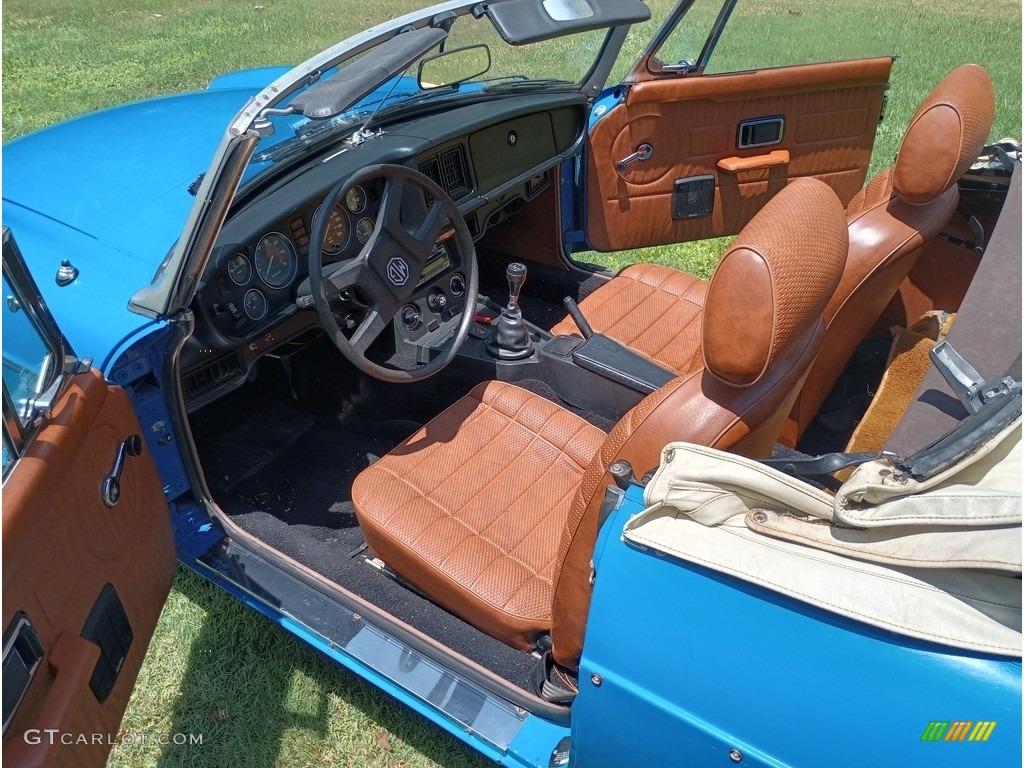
left=314, top=203, right=351, bottom=256
left=254, top=232, right=298, bottom=289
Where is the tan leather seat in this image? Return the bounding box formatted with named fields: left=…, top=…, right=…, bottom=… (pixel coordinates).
left=553, top=64, right=996, bottom=444
left=784, top=64, right=995, bottom=442
left=352, top=177, right=847, bottom=669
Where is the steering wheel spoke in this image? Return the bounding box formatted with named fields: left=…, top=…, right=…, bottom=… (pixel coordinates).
left=414, top=200, right=450, bottom=255
left=324, top=259, right=363, bottom=295
left=349, top=309, right=390, bottom=355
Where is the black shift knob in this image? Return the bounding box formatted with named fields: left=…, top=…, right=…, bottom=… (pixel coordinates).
left=506, top=262, right=527, bottom=308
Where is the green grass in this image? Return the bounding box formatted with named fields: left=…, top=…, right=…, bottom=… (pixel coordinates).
left=107, top=567, right=491, bottom=768
left=2, top=2, right=1020, bottom=766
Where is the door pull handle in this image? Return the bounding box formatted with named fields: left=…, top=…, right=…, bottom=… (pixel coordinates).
left=101, top=434, right=142, bottom=508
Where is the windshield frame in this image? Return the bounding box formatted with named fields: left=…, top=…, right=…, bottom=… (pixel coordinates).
left=128, top=0, right=641, bottom=320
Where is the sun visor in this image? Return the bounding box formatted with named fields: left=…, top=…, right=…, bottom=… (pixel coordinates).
left=292, top=26, right=447, bottom=120
left=483, top=0, right=651, bottom=45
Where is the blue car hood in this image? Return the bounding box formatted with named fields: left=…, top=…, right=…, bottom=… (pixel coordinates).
left=2, top=87, right=253, bottom=271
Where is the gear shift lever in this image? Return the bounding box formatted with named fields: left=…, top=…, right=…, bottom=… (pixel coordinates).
left=506, top=262, right=527, bottom=310
left=486, top=262, right=534, bottom=360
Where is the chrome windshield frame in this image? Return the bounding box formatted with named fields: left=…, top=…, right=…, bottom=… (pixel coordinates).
left=128, top=0, right=639, bottom=319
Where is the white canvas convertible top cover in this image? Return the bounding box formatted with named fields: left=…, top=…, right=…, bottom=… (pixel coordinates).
left=625, top=421, right=1022, bottom=657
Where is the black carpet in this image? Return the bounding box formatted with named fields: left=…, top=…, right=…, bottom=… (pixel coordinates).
left=192, top=349, right=542, bottom=692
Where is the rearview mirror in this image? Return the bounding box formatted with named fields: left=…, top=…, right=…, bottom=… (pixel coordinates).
left=417, top=45, right=491, bottom=89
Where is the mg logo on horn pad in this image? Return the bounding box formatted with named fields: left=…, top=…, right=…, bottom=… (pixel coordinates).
left=386, top=257, right=409, bottom=286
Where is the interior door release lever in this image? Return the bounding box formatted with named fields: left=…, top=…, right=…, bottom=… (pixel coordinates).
left=102, top=435, right=142, bottom=508
left=616, top=143, right=653, bottom=172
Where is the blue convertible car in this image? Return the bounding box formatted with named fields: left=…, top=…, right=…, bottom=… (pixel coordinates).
left=2, top=1, right=1021, bottom=766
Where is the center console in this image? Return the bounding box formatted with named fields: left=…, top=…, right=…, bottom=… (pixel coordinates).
left=456, top=262, right=676, bottom=421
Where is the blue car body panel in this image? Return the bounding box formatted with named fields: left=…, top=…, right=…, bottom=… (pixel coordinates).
left=207, top=66, right=292, bottom=92
left=575, top=486, right=1022, bottom=767
left=1, top=89, right=252, bottom=367
left=0, top=202, right=163, bottom=368
left=2, top=89, right=250, bottom=266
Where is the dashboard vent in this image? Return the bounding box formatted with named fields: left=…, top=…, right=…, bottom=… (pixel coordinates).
left=419, top=146, right=471, bottom=201
left=183, top=354, right=242, bottom=401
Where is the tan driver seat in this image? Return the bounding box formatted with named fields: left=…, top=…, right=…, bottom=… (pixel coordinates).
left=351, top=177, right=848, bottom=669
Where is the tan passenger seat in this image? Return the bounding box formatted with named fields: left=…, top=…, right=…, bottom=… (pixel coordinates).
left=552, top=64, right=996, bottom=445
left=352, top=177, right=848, bottom=669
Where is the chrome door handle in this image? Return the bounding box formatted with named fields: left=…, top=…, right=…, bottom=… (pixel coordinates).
left=615, top=143, right=653, bottom=171
left=101, top=435, right=142, bottom=508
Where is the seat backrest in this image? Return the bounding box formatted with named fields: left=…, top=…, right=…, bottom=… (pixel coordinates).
left=785, top=64, right=996, bottom=443
left=549, top=177, right=849, bottom=669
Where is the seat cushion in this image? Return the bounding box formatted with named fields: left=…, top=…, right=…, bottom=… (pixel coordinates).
left=550, top=263, right=707, bottom=376
left=351, top=380, right=606, bottom=649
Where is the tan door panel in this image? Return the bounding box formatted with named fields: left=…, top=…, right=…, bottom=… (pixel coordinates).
left=586, top=57, right=893, bottom=251
left=3, top=369, right=175, bottom=768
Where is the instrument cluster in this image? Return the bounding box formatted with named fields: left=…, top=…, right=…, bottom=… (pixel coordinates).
left=206, top=183, right=380, bottom=334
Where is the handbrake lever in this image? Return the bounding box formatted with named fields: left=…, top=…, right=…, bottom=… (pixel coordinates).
left=562, top=297, right=594, bottom=339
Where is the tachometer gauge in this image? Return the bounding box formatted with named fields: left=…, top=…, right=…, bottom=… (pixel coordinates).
left=314, top=203, right=351, bottom=256
left=345, top=185, right=367, bottom=214
left=243, top=288, right=268, bottom=321
left=356, top=217, right=375, bottom=244
left=254, top=232, right=298, bottom=289
left=227, top=253, right=252, bottom=285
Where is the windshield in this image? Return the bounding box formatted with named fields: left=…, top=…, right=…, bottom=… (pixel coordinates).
left=242, top=9, right=610, bottom=184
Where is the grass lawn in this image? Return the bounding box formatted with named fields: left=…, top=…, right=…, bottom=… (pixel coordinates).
left=2, top=1, right=1020, bottom=767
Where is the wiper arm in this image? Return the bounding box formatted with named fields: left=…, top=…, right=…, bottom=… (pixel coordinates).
left=482, top=77, right=573, bottom=92
left=251, top=117, right=358, bottom=163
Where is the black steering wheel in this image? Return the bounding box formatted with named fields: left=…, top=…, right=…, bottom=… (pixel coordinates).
left=307, top=163, right=479, bottom=383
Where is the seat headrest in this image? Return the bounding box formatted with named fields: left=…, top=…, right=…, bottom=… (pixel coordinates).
left=893, top=64, right=996, bottom=205
left=703, top=177, right=847, bottom=387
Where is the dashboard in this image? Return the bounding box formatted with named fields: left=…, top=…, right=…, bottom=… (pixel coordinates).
left=182, top=93, right=587, bottom=408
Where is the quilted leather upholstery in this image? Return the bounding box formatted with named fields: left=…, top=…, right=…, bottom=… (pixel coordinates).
left=352, top=381, right=606, bottom=649
left=352, top=178, right=847, bottom=670
left=784, top=64, right=995, bottom=443
left=549, top=319, right=829, bottom=667
left=553, top=177, right=847, bottom=386
left=550, top=263, right=706, bottom=376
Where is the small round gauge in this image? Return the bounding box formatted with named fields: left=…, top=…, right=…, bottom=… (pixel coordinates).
left=355, top=217, right=375, bottom=244
left=243, top=288, right=268, bottom=321
left=345, top=185, right=367, bottom=214
left=314, top=203, right=351, bottom=256
left=254, top=232, right=298, bottom=289
left=227, top=253, right=252, bottom=286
